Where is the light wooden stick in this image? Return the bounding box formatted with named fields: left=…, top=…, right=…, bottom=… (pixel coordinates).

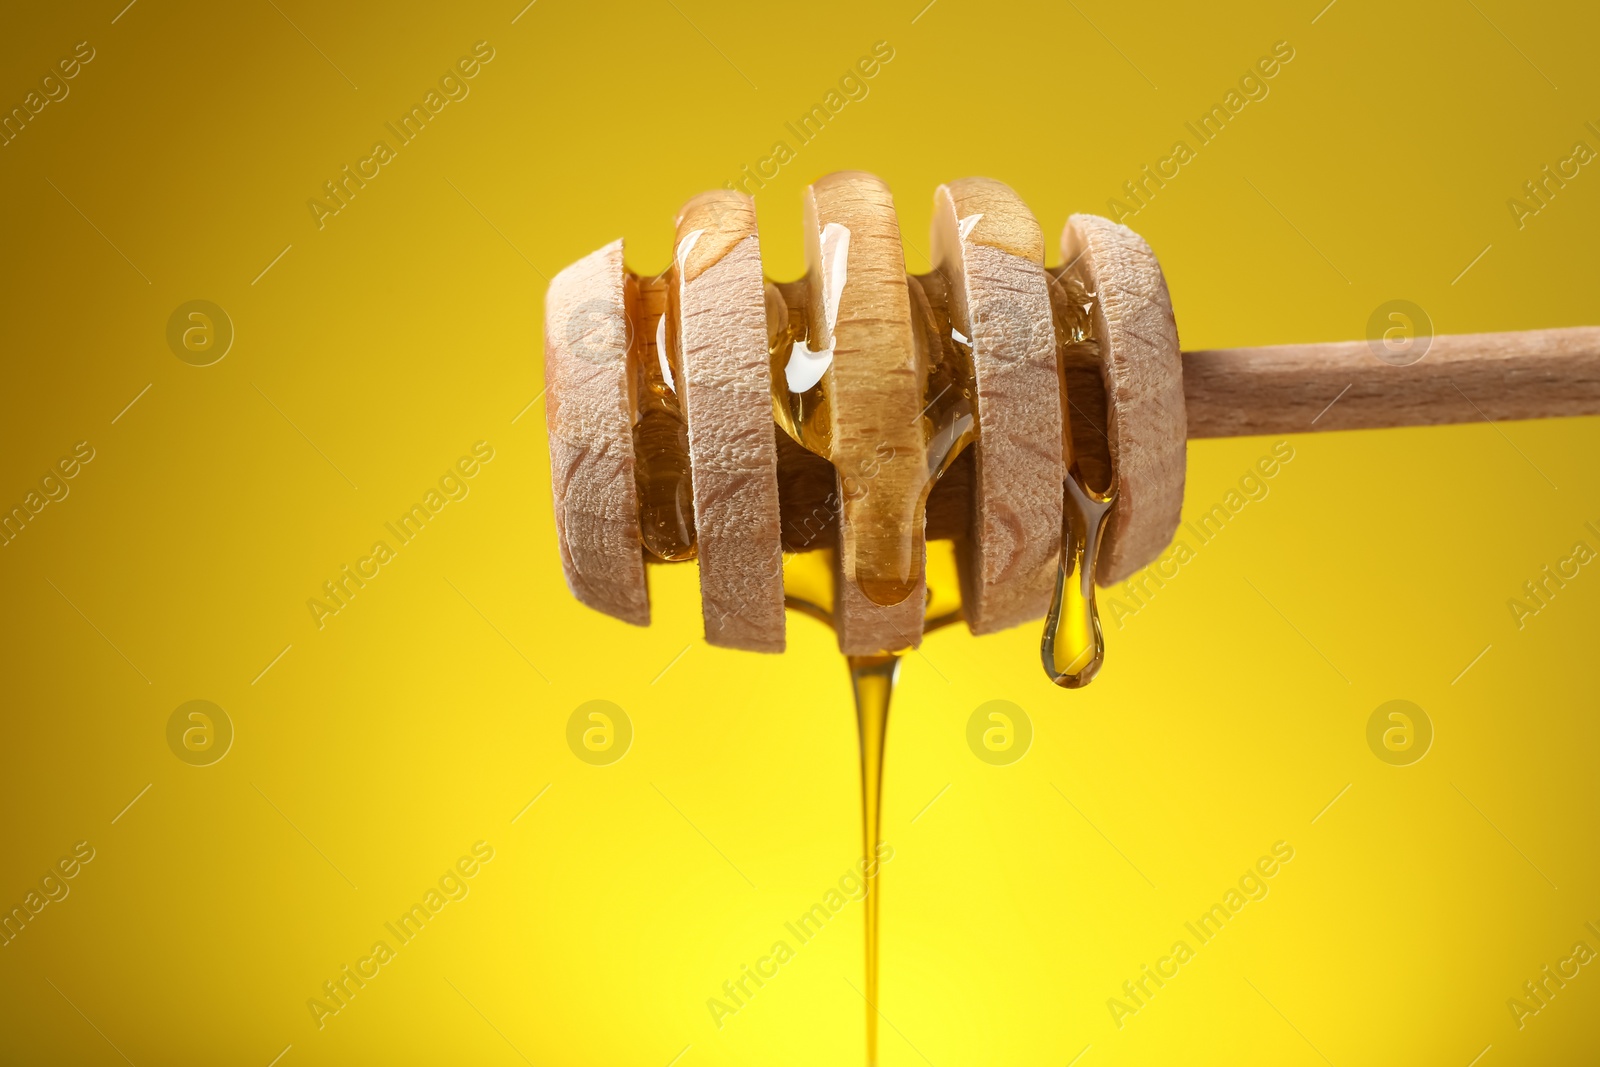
left=1183, top=326, right=1600, bottom=438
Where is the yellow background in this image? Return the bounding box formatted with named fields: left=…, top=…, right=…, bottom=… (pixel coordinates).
left=2, top=0, right=1598, bottom=1064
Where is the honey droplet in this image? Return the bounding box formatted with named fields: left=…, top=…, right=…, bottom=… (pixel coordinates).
left=1040, top=246, right=1116, bottom=687
left=1041, top=470, right=1114, bottom=687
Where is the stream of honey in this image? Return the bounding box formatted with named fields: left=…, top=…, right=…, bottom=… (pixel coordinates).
left=782, top=543, right=962, bottom=1065
left=625, top=223, right=1111, bottom=1063
left=847, top=651, right=894, bottom=1062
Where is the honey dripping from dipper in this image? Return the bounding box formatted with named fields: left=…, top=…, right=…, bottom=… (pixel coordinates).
left=599, top=192, right=1118, bottom=1067
left=769, top=222, right=1107, bottom=1064
left=549, top=174, right=1600, bottom=1067
left=781, top=542, right=963, bottom=1067
left=768, top=222, right=1114, bottom=688
left=1041, top=257, right=1116, bottom=688
left=619, top=197, right=1115, bottom=690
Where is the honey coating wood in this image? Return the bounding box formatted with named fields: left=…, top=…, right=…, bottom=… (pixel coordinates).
left=807, top=172, right=928, bottom=655
left=543, top=239, right=650, bottom=625
left=1061, top=214, right=1186, bottom=586
left=932, top=178, right=1064, bottom=634
left=776, top=434, right=973, bottom=548
left=673, top=192, right=786, bottom=652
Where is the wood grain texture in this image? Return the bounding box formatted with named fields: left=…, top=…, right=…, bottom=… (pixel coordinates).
left=1184, top=326, right=1600, bottom=437
left=808, top=171, right=928, bottom=655
left=543, top=239, right=650, bottom=625
left=933, top=178, right=1064, bottom=634
left=673, top=192, right=787, bottom=652
left=1062, top=214, right=1186, bottom=586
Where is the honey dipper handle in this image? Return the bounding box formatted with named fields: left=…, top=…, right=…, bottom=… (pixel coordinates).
left=1182, top=326, right=1600, bottom=438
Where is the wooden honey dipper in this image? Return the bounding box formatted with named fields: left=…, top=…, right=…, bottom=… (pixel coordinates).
left=542, top=171, right=1600, bottom=681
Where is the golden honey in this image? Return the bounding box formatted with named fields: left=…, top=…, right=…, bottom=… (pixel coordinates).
left=1041, top=258, right=1117, bottom=687
left=848, top=650, right=896, bottom=1067
left=765, top=226, right=977, bottom=608
left=628, top=271, right=697, bottom=562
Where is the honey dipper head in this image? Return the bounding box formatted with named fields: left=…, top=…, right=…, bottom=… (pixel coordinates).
left=541, top=173, right=1185, bottom=656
